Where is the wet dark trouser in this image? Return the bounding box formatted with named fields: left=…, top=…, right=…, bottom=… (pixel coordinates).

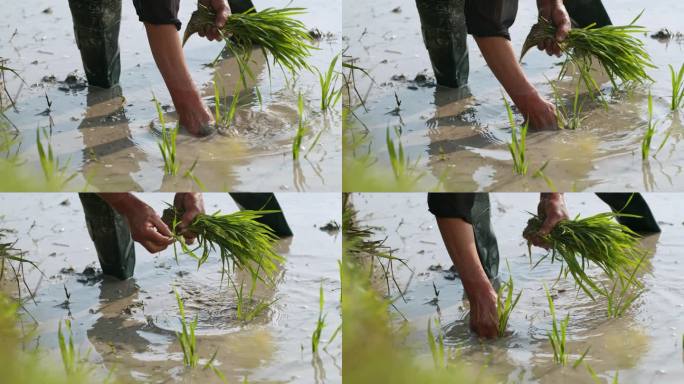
left=415, top=0, right=469, bottom=88
left=415, top=0, right=612, bottom=88
left=68, top=0, right=255, bottom=88
left=80, top=192, right=291, bottom=280
left=427, top=192, right=659, bottom=279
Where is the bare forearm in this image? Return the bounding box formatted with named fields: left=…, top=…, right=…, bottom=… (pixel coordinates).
left=474, top=36, right=538, bottom=104
left=435, top=217, right=493, bottom=297
left=97, top=193, right=145, bottom=216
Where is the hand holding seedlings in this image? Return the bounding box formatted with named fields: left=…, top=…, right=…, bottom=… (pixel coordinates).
left=99, top=193, right=174, bottom=253
left=172, top=192, right=206, bottom=244
left=523, top=193, right=569, bottom=249
left=535, top=0, right=571, bottom=57
left=195, top=0, right=231, bottom=42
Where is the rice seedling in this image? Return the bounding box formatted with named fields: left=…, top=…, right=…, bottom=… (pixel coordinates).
left=163, top=206, right=284, bottom=285
left=213, top=75, right=222, bottom=125
left=503, top=97, right=528, bottom=175
left=669, top=63, right=684, bottom=111
left=521, top=12, right=655, bottom=96
left=183, top=5, right=314, bottom=83
left=532, top=160, right=557, bottom=192
left=182, top=159, right=205, bottom=191
left=292, top=92, right=307, bottom=160
left=174, top=289, right=199, bottom=368
left=57, top=319, right=93, bottom=377
left=386, top=126, right=425, bottom=185
left=230, top=277, right=276, bottom=322
left=152, top=95, right=180, bottom=175
left=36, top=127, right=77, bottom=189
left=427, top=316, right=446, bottom=369
left=604, top=253, right=646, bottom=318
left=544, top=285, right=569, bottom=366
left=311, top=283, right=326, bottom=354
left=222, top=83, right=241, bottom=129
left=641, top=92, right=658, bottom=160
left=496, top=261, right=522, bottom=337
left=524, top=210, right=645, bottom=300
left=549, top=79, right=586, bottom=130
left=317, top=54, right=342, bottom=111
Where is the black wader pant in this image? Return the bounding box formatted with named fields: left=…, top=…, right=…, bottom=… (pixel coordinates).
left=427, top=193, right=660, bottom=279
left=68, top=0, right=254, bottom=88
left=81, top=193, right=292, bottom=280
left=415, top=0, right=610, bottom=88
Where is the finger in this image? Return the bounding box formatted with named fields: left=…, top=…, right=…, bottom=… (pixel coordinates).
left=150, top=216, right=174, bottom=238
left=555, top=18, right=571, bottom=43
left=140, top=240, right=166, bottom=254
left=215, top=6, right=228, bottom=29
left=537, top=42, right=544, bottom=51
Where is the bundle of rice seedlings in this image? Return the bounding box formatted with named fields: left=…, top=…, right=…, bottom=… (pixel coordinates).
left=524, top=211, right=645, bottom=299
left=183, top=5, right=314, bottom=76
left=521, top=13, right=655, bottom=94
left=162, top=206, right=284, bottom=284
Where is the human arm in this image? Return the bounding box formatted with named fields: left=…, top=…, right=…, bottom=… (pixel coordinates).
left=435, top=217, right=498, bottom=339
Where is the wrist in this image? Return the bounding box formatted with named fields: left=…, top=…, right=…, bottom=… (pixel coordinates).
left=510, top=87, right=543, bottom=114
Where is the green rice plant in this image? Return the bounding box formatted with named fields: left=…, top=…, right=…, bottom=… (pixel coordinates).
left=230, top=278, right=276, bottom=322
left=163, top=206, right=284, bottom=284
left=222, top=84, right=241, bottom=129
left=184, top=5, right=313, bottom=83
left=427, top=316, right=446, bottom=369
left=174, top=289, right=199, bottom=368
left=524, top=210, right=645, bottom=300
left=386, top=126, right=425, bottom=185
left=545, top=285, right=569, bottom=366
left=0, top=229, right=40, bottom=301
left=292, top=92, right=307, bottom=160
left=550, top=79, right=586, bottom=130
left=604, top=253, right=646, bottom=318
left=213, top=75, right=222, bottom=125
left=496, top=261, right=522, bottom=337
left=311, top=283, right=326, bottom=354
left=36, top=127, right=76, bottom=189
left=503, top=97, right=528, bottom=175
left=57, top=319, right=93, bottom=377
left=669, top=63, right=684, bottom=111
left=521, top=12, right=655, bottom=96
left=317, top=54, right=342, bottom=111
left=182, top=159, right=205, bottom=191
left=152, top=95, right=180, bottom=175
left=532, top=160, right=557, bottom=192
left=641, top=92, right=658, bottom=160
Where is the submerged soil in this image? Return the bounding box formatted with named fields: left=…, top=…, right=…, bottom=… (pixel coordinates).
left=350, top=193, right=684, bottom=383
left=0, top=193, right=341, bottom=383
left=344, top=0, right=684, bottom=191
left=0, top=0, right=341, bottom=192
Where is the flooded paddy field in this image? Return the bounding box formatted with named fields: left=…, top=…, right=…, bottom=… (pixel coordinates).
left=343, top=0, right=684, bottom=192
left=0, top=0, right=341, bottom=192
left=0, top=193, right=341, bottom=383
left=346, top=193, right=684, bottom=383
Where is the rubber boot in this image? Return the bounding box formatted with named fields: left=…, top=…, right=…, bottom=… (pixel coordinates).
left=596, top=193, right=661, bottom=235
left=229, top=193, right=293, bottom=238
left=68, top=0, right=122, bottom=88
left=428, top=193, right=500, bottom=279
left=79, top=193, right=136, bottom=280
left=565, top=0, right=612, bottom=28
left=228, top=0, right=256, bottom=14
left=415, top=0, right=469, bottom=88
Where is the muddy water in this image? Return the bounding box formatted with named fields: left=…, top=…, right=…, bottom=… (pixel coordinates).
left=0, top=0, right=341, bottom=192
left=351, top=193, right=684, bottom=383
left=343, top=0, right=684, bottom=192
left=0, top=193, right=341, bottom=383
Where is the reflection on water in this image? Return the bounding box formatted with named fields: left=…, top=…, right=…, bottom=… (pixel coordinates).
left=344, top=0, right=684, bottom=191
left=351, top=193, right=684, bottom=383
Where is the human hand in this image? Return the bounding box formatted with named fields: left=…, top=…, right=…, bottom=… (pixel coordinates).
left=124, top=202, right=174, bottom=253
left=537, top=0, right=571, bottom=56
left=198, top=0, right=231, bottom=41
left=514, top=92, right=559, bottom=130
left=525, top=193, right=569, bottom=249
left=468, top=284, right=499, bottom=339
left=173, top=193, right=205, bottom=244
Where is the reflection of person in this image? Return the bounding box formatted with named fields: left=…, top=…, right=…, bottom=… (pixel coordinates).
left=414, top=0, right=609, bottom=129
left=427, top=192, right=660, bottom=338
left=67, top=0, right=243, bottom=136
left=80, top=193, right=293, bottom=280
